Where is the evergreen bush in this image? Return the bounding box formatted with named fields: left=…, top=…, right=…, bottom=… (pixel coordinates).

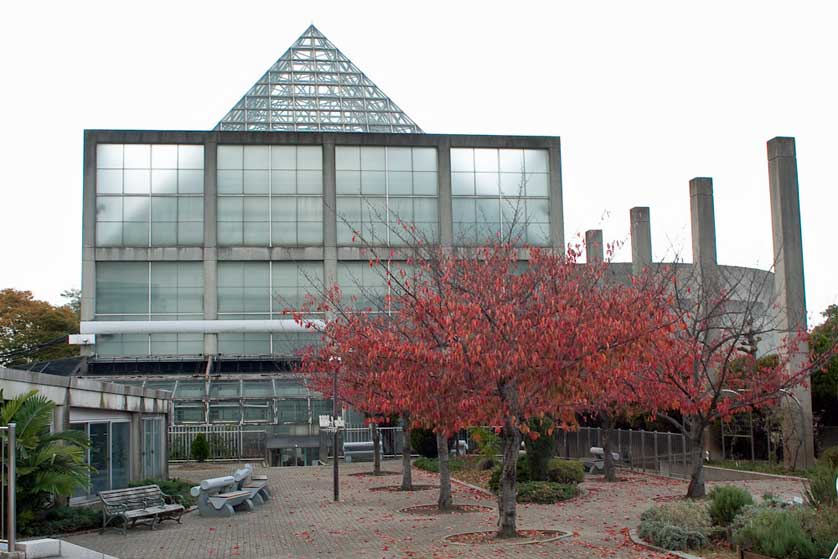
left=516, top=481, right=577, bottom=503
left=708, top=485, right=753, bottom=525
left=191, top=433, right=210, bottom=462
left=638, top=501, right=711, bottom=551
left=410, top=428, right=438, bottom=458
left=546, top=458, right=585, bottom=484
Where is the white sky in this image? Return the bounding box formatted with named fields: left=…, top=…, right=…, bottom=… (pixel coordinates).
left=1, top=0, right=836, bottom=324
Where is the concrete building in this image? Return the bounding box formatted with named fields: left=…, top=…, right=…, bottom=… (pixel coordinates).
left=0, top=367, right=170, bottom=502
left=62, top=25, right=814, bottom=467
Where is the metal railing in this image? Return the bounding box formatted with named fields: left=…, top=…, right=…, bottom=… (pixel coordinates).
left=556, top=426, right=698, bottom=478
left=1, top=423, right=16, bottom=553
left=169, top=424, right=267, bottom=461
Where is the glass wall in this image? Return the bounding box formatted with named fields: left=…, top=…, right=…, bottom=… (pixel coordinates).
left=70, top=420, right=131, bottom=499
left=336, top=146, right=438, bottom=245
left=336, top=261, right=389, bottom=311
left=217, top=145, right=323, bottom=246
left=450, top=148, right=550, bottom=245
left=96, top=144, right=204, bottom=247
left=94, top=262, right=204, bottom=356
left=217, top=261, right=323, bottom=355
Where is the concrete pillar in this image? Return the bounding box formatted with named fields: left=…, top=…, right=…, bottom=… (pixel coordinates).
left=585, top=229, right=604, bottom=264
left=689, top=178, right=723, bottom=460
left=323, top=142, right=337, bottom=287
left=767, top=136, right=815, bottom=469
left=437, top=141, right=453, bottom=246
left=80, top=134, right=97, bottom=356
left=629, top=207, right=652, bottom=275
left=548, top=141, right=565, bottom=251
left=203, top=138, right=218, bottom=355
left=689, top=178, right=717, bottom=268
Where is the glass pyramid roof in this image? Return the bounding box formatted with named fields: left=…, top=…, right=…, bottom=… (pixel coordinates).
left=215, top=25, right=422, bottom=133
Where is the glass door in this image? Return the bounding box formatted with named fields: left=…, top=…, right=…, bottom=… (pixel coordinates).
left=143, top=418, right=163, bottom=478
left=89, top=423, right=110, bottom=495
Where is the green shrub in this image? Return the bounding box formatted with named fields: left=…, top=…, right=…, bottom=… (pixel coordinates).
left=129, top=477, right=197, bottom=508
left=469, top=427, right=501, bottom=457
left=708, top=485, right=753, bottom=525
left=488, top=456, right=531, bottom=493
left=522, top=417, right=556, bottom=481
left=805, top=462, right=837, bottom=507
left=516, top=481, right=577, bottom=503
left=638, top=501, right=711, bottom=551
left=732, top=508, right=818, bottom=559
left=818, top=446, right=838, bottom=469
left=191, top=433, right=209, bottom=462
left=18, top=506, right=100, bottom=537
left=414, top=456, right=438, bottom=472
left=797, top=506, right=838, bottom=559
left=547, top=458, right=585, bottom=484
left=410, top=428, right=438, bottom=458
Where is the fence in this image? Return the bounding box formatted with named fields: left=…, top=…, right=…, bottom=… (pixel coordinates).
left=1, top=423, right=16, bottom=553
left=169, top=424, right=405, bottom=461
left=169, top=425, right=267, bottom=461
left=555, top=426, right=698, bottom=478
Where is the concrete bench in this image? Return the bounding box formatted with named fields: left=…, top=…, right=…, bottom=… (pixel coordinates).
left=343, top=441, right=375, bottom=463
left=233, top=465, right=271, bottom=503
left=99, top=485, right=185, bottom=535
left=191, top=476, right=255, bottom=518
left=583, top=446, right=622, bottom=473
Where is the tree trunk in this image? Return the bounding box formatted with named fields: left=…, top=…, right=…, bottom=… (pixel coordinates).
left=686, top=419, right=706, bottom=498
left=436, top=432, right=453, bottom=510
left=602, top=414, right=617, bottom=482
left=401, top=414, right=413, bottom=491
left=372, top=422, right=382, bottom=475
left=497, top=419, right=521, bottom=538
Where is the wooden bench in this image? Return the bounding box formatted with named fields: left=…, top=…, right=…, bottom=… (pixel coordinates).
left=191, top=476, right=254, bottom=518
left=99, top=485, right=185, bottom=535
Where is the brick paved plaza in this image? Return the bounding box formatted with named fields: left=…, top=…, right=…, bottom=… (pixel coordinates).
left=65, top=462, right=806, bottom=559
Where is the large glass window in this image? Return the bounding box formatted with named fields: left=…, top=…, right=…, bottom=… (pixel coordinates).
left=336, top=261, right=389, bottom=311
left=96, top=144, right=204, bottom=247
left=94, top=262, right=203, bottom=356
left=451, top=148, right=550, bottom=246
left=336, top=146, right=438, bottom=246
left=216, top=261, right=323, bottom=355
left=217, top=145, right=323, bottom=246
left=71, top=421, right=132, bottom=500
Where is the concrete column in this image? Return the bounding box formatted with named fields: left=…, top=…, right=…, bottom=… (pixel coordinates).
left=767, top=136, right=815, bottom=469
left=689, top=178, right=717, bottom=268
left=548, top=141, right=565, bottom=251
left=688, top=178, right=722, bottom=460
left=437, top=141, right=453, bottom=246
left=323, top=142, right=337, bottom=286
left=203, top=138, right=218, bottom=355
left=629, top=207, right=652, bottom=275
left=80, top=134, right=97, bottom=356
left=585, top=229, right=604, bottom=264
left=131, top=413, right=142, bottom=481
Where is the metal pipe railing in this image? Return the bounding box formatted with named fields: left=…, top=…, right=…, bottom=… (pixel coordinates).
left=1, top=423, right=16, bottom=553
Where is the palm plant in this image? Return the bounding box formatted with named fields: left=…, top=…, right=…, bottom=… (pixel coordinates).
left=0, top=390, right=92, bottom=515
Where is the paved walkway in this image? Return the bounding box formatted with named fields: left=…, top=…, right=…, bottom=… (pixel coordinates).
left=65, top=462, right=807, bottom=559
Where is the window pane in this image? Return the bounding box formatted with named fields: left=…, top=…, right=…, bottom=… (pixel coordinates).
left=178, top=197, right=203, bottom=222
left=450, top=148, right=474, bottom=172
left=412, top=148, right=437, bottom=171
left=524, top=149, right=549, bottom=173
left=243, top=146, right=270, bottom=169
left=451, top=172, right=474, bottom=195
left=361, top=171, right=385, bottom=195
left=336, top=171, right=361, bottom=194
left=297, top=196, right=322, bottom=221
left=387, top=147, right=412, bottom=171
left=271, top=170, right=296, bottom=194
left=97, top=144, right=123, bottom=169
left=218, top=145, right=243, bottom=169
left=271, top=146, right=296, bottom=169
left=218, top=197, right=243, bottom=221
left=500, top=173, right=524, bottom=196
left=475, top=172, right=499, bottom=196
left=178, top=170, right=203, bottom=194
left=124, top=170, right=150, bottom=194
left=525, top=173, right=549, bottom=197
left=124, top=197, right=150, bottom=222
left=474, top=149, right=498, bottom=172
left=297, top=146, right=322, bottom=170
left=96, top=197, right=122, bottom=221
left=151, top=169, right=177, bottom=194
left=151, top=197, right=177, bottom=221
left=243, top=170, right=269, bottom=194
left=412, top=172, right=437, bottom=195
left=360, top=147, right=385, bottom=170
left=297, top=171, right=322, bottom=194
left=178, top=145, right=204, bottom=169
left=124, top=145, right=150, bottom=168
left=151, top=145, right=178, bottom=169
left=97, top=170, right=122, bottom=194
left=335, top=146, right=360, bottom=170
left=218, top=170, right=243, bottom=194
left=387, top=172, right=411, bottom=195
